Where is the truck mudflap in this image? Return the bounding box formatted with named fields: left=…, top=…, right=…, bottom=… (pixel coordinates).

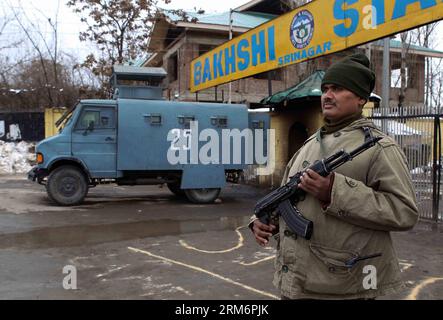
left=181, top=165, right=226, bottom=189
left=27, top=166, right=48, bottom=185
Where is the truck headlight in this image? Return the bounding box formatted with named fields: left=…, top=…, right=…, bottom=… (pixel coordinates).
left=37, top=153, right=44, bottom=164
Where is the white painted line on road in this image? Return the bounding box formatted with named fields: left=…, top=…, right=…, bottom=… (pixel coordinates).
left=96, top=264, right=131, bottom=278
left=399, top=261, right=414, bottom=272
left=238, top=255, right=276, bottom=266
left=179, top=227, right=245, bottom=254
left=128, top=246, right=279, bottom=300
left=406, top=277, right=443, bottom=300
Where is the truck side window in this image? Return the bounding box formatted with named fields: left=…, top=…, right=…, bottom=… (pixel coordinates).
left=78, top=111, right=100, bottom=129
left=76, top=108, right=115, bottom=130
left=99, top=109, right=115, bottom=129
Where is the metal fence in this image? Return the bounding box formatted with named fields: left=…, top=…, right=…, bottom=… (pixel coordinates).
left=367, top=106, right=441, bottom=222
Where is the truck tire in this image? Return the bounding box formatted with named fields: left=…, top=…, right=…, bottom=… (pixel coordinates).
left=46, top=165, right=89, bottom=206
left=184, top=188, right=221, bottom=204
left=167, top=182, right=185, bottom=196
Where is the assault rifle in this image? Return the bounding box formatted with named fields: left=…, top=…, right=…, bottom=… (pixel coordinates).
left=254, top=136, right=382, bottom=240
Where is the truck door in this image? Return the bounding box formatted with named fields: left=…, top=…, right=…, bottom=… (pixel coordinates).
left=72, top=105, right=117, bottom=178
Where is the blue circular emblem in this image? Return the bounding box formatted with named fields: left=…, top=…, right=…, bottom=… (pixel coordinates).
left=290, top=10, right=315, bottom=49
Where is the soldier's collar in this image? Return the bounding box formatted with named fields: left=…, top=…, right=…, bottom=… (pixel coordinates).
left=316, top=113, right=363, bottom=141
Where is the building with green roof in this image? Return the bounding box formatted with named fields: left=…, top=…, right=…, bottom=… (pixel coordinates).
left=144, top=0, right=443, bottom=108
left=143, top=0, right=443, bottom=186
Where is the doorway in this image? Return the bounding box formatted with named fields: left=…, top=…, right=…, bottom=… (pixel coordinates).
left=288, top=122, right=308, bottom=161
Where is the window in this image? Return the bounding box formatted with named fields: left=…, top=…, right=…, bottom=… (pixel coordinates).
left=168, top=53, right=178, bottom=82
left=211, top=116, right=228, bottom=128
left=391, top=67, right=409, bottom=88
left=150, top=114, right=162, bottom=125
left=76, top=108, right=115, bottom=130
left=178, top=115, right=195, bottom=129
left=78, top=111, right=100, bottom=129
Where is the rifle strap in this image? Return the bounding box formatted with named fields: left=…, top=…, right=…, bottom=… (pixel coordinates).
left=316, top=125, right=373, bottom=144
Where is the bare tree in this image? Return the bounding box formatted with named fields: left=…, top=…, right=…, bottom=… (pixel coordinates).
left=0, top=0, right=99, bottom=110
left=398, top=31, right=409, bottom=110
left=7, top=0, right=64, bottom=107
left=411, top=22, right=441, bottom=110
left=67, top=0, right=166, bottom=96
left=0, top=9, right=25, bottom=86
left=391, top=23, right=443, bottom=114
left=430, top=58, right=443, bottom=112
left=67, top=0, right=202, bottom=97
left=0, top=14, right=23, bottom=51
left=0, top=55, right=81, bottom=112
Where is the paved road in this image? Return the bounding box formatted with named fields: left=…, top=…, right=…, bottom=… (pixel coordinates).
left=0, top=175, right=441, bottom=300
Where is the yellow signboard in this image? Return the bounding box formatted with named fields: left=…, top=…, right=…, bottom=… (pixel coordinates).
left=190, top=0, right=443, bottom=92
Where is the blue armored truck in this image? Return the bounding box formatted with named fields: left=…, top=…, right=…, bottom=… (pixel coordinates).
left=28, top=67, right=269, bottom=206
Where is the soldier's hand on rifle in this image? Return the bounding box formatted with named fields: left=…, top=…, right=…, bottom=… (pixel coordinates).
left=298, top=169, right=334, bottom=203
left=251, top=219, right=277, bottom=247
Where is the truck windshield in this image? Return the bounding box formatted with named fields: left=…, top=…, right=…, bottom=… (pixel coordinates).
left=57, top=103, right=78, bottom=133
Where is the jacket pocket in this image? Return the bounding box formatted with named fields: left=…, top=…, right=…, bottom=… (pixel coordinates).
left=303, top=243, right=364, bottom=295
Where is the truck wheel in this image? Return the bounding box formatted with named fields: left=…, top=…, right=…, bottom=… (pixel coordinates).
left=46, top=166, right=89, bottom=206
left=167, top=182, right=185, bottom=196
left=184, top=188, right=221, bottom=204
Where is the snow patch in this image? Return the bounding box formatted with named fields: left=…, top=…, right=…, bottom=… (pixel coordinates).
left=0, top=141, right=36, bottom=174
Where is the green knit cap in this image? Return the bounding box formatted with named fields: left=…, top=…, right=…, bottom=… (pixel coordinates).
left=321, top=53, right=376, bottom=99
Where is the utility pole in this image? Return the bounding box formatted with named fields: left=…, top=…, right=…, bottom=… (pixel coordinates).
left=381, top=37, right=390, bottom=134
left=366, top=43, right=371, bottom=62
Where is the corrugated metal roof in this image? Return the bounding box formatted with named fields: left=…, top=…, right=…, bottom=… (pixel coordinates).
left=162, top=9, right=277, bottom=29
left=200, top=11, right=276, bottom=28
left=161, top=9, right=443, bottom=56
left=261, top=71, right=383, bottom=106
left=261, top=70, right=325, bottom=105
left=113, top=65, right=167, bottom=77
left=372, top=39, right=443, bottom=56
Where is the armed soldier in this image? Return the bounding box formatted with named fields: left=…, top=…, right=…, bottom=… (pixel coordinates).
left=250, top=53, right=419, bottom=299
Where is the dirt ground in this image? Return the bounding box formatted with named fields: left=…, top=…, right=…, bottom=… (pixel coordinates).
left=0, top=174, right=442, bottom=300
